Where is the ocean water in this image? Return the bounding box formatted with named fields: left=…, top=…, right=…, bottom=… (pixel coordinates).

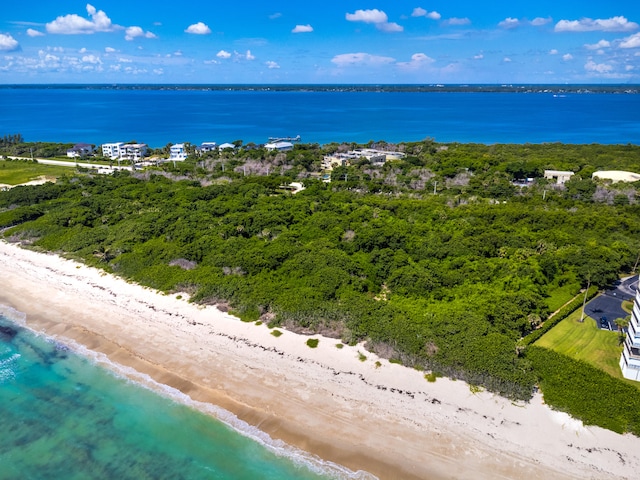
left=0, top=311, right=369, bottom=480
left=0, top=86, right=639, bottom=147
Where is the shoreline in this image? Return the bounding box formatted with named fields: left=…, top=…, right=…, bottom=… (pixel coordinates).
left=1, top=240, right=639, bottom=479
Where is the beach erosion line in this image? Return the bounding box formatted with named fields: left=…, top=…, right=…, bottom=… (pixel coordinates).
left=1, top=240, right=639, bottom=480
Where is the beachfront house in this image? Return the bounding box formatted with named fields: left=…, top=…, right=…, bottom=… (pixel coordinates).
left=120, top=143, right=148, bottom=162
left=169, top=143, right=188, bottom=162
left=197, top=142, right=218, bottom=155
left=218, top=143, right=236, bottom=151
left=102, top=142, right=125, bottom=160
left=265, top=141, right=294, bottom=152
left=66, top=143, right=94, bottom=158
left=543, top=170, right=574, bottom=185
left=620, top=286, right=640, bottom=381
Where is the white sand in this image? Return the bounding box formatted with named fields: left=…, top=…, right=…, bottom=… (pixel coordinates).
left=1, top=239, right=639, bottom=479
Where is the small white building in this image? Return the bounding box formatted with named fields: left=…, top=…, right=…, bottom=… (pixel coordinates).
left=102, top=142, right=125, bottom=160
left=620, top=286, right=640, bottom=381
left=169, top=143, right=188, bottom=161
left=265, top=141, right=294, bottom=152
left=218, top=143, right=236, bottom=151
left=544, top=170, right=574, bottom=185
left=67, top=143, right=94, bottom=158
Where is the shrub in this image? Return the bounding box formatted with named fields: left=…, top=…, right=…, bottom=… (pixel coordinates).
left=271, top=329, right=283, bottom=337
left=306, top=338, right=319, bottom=348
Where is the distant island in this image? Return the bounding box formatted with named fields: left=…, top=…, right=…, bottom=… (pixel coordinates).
left=2, top=84, right=639, bottom=94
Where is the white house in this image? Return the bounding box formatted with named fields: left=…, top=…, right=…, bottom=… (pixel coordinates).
left=218, top=143, right=236, bottom=151
left=265, top=141, right=294, bottom=152
left=544, top=170, right=574, bottom=185
left=120, top=143, right=148, bottom=161
left=102, top=142, right=125, bottom=160
left=169, top=143, right=188, bottom=161
left=197, top=142, right=218, bottom=155
left=66, top=143, right=94, bottom=158
left=620, top=286, right=640, bottom=381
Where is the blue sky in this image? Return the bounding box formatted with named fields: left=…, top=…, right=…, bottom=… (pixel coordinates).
left=2, top=2, right=640, bottom=84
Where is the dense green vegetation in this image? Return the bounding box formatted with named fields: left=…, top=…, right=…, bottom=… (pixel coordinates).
left=1, top=140, right=639, bottom=407
left=527, top=346, right=640, bottom=435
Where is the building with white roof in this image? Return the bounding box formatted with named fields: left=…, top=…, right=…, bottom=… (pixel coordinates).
left=101, top=142, right=125, bottom=160
left=544, top=170, right=574, bottom=185
left=265, top=141, right=294, bottom=152
left=169, top=143, right=188, bottom=161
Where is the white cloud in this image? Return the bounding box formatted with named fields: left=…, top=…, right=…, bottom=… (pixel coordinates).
left=378, top=22, right=403, bottom=32
left=173, top=50, right=183, bottom=56
left=46, top=4, right=114, bottom=34
left=269, top=13, right=282, bottom=20
left=345, top=8, right=402, bottom=32
left=626, top=65, right=634, bottom=71
left=503, top=57, right=512, bottom=63
left=585, top=39, right=610, bottom=50
left=0, top=34, right=19, bottom=51
left=246, top=50, right=255, bottom=60
left=79, top=47, right=87, bottom=54
left=153, top=68, right=163, bottom=75
left=555, top=16, right=639, bottom=33
left=185, top=22, right=211, bottom=35
left=620, top=32, right=640, bottom=49
left=411, top=8, right=440, bottom=20
left=216, top=50, right=231, bottom=59
left=397, top=52, right=435, bottom=69
left=549, top=49, right=559, bottom=55
left=443, top=18, right=471, bottom=27
left=474, top=53, right=484, bottom=60
left=346, top=9, right=388, bottom=24
left=125, top=26, right=156, bottom=41
left=331, top=52, right=395, bottom=67
left=292, top=24, right=313, bottom=33
left=562, top=54, right=573, bottom=61
left=499, top=18, right=520, bottom=29
left=531, top=17, right=552, bottom=27
left=81, top=54, right=101, bottom=64
left=585, top=60, right=613, bottom=73
left=105, top=46, right=116, bottom=53
left=26, top=28, right=44, bottom=37
left=265, top=60, right=280, bottom=69
left=118, top=57, right=132, bottom=63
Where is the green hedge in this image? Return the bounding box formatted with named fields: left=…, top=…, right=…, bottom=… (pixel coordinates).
left=528, top=346, right=640, bottom=435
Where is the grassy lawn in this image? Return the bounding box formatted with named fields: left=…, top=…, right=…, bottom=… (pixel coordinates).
left=535, top=306, right=640, bottom=391
left=0, top=160, right=73, bottom=185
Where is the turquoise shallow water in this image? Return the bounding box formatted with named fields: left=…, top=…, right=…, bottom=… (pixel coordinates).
left=0, top=311, right=370, bottom=480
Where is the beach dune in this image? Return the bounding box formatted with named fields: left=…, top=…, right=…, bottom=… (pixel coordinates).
left=1, top=240, right=639, bottom=479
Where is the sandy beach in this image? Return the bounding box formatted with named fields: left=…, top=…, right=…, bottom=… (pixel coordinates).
left=1, top=240, right=639, bottom=479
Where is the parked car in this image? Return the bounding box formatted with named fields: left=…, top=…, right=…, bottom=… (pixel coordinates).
left=600, top=316, right=608, bottom=328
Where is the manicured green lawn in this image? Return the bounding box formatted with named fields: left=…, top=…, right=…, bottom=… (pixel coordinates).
left=535, top=306, right=640, bottom=390
left=0, top=160, right=72, bottom=185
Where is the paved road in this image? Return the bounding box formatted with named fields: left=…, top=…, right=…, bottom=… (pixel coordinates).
left=585, top=275, right=637, bottom=331
left=7, top=156, right=132, bottom=171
